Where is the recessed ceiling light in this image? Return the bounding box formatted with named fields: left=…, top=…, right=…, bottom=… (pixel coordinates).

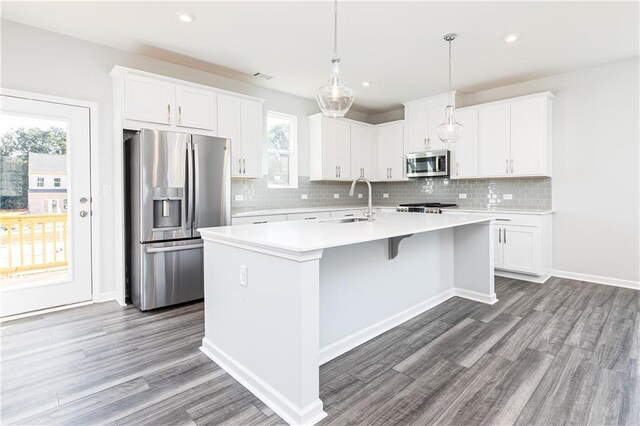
left=504, top=34, right=519, bottom=43
left=362, top=81, right=372, bottom=87
left=178, top=12, right=195, bottom=23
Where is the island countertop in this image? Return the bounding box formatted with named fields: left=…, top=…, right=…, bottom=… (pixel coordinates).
left=199, top=212, right=492, bottom=254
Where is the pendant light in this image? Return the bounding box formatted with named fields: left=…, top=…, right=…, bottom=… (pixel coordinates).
left=315, top=0, right=354, bottom=118
left=437, top=33, right=463, bottom=143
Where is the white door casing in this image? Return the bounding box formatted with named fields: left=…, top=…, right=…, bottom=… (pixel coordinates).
left=1, top=94, right=94, bottom=316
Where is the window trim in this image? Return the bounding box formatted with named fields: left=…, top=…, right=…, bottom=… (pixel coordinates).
left=36, top=177, right=45, bottom=187
left=266, top=111, right=298, bottom=189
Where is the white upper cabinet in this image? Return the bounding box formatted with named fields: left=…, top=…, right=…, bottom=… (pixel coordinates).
left=451, top=107, right=478, bottom=179
left=478, top=103, right=511, bottom=177
left=425, top=105, right=450, bottom=152
left=218, top=94, right=264, bottom=178
left=405, top=109, right=429, bottom=153
left=124, top=74, right=173, bottom=125
left=175, top=84, right=217, bottom=131
left=309, top=115, right=351, bottom=180
left=350, top=123, right=377, bottom=180
left=377, top=121, right=405, bottom=181
left=509, top=96, right=550, bottom=176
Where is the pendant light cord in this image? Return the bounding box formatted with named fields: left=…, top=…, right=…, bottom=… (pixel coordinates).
left=333, top=0, right=338, bottom=60
left=448, top=38, right=452, bottom=106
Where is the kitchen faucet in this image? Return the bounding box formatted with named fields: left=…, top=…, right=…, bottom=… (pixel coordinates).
left=349, top=177, right=374, bottom=222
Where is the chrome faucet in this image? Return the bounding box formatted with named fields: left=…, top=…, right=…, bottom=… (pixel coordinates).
left=349, top=177, right=374, bottom=222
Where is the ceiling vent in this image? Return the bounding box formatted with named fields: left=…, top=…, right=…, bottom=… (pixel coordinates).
left=253, top=72, right=273, bottom=80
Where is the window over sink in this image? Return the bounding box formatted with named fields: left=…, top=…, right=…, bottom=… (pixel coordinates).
left=266, top=111, right=297, bottom=188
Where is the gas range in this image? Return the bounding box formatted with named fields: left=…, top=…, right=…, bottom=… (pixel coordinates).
left=396, top=202, right=457, bottom=214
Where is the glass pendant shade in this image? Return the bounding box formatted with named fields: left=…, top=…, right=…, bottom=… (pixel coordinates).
left=316, top=59, right=354, bottom=118
left=437, top=105, right=463, bottom=143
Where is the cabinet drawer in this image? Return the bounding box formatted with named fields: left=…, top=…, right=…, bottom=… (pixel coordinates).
left=287, top=212, right=331, bottom=221
left=232, top=214, right=287, bottom=225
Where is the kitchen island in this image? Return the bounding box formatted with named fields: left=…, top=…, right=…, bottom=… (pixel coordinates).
left=199, top=212, right=496, bottom=425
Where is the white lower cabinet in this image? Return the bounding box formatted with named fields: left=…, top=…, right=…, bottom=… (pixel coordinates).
left=495, top=225, right=540, bottom=275
left=287, top=212, right=331, bottom=221
left=232, top=214, right=287, bottom=225
left=330, top=209, right=365, bottom=218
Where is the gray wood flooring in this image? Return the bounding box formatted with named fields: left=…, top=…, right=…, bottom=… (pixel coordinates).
left=1, top=277, right=638, bottom=425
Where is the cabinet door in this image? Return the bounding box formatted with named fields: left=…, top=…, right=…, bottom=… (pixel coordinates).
left=426, top=105, right=450, bottom=151
left=217, top=94, right=243, bottom=176
left=350, top=123, right=376, bottom=179
left=335, top=120, right=351, bottom=179
left=405, top=109, right=429, bottom=153
left=494, top=226, right=504, bottom=268
left=240, top=99, right=264, bottom=178
left=124, top=74, right=173, bottom=125
left=377, top=123, right=404, bottom=180
left=502, top=226, right=540, bottom=275
left=452, top=108, right=478, bottom=179
left=478, top=103, right=510, bottom=177
left=175, top=85, right=217, bottom=131
left=323, top=118, right=350, bottom=179
left=510, top=97, right=544, bottom=176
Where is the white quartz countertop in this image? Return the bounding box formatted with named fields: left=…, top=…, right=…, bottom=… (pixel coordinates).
left=200, top=212, right=492, bottom=254
left=447, top=208, right=554, bottom=215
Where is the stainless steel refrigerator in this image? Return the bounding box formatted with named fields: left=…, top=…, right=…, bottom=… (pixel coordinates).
left=125, top=129, right=230, bottom=311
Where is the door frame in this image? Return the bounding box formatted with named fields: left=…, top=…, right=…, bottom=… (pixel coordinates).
left=0, top=88, right=104, bottom=305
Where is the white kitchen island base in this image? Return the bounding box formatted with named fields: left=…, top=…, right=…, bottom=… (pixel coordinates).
left=200, top=214, right=495, bottom=426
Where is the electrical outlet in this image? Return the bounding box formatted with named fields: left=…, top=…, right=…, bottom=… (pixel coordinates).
left=503, top=194, right=513, bottom=200
left=358, top=193, right=363, bottom=199
left=334, top=193, right=339, bottom=199
left=234, top=195, right=244, bottom=201
left=301, top=194, right=308, bottom=200
left=459, top=193, right=467, bottom=199
left=240, top=265, right=248, bottom=287
left=383, top=193, right=389, bottom=198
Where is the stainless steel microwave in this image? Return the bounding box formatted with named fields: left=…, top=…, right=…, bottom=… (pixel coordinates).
left=406, top=150, right=450, bottom=178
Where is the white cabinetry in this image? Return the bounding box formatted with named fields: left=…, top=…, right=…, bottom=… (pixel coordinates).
left=232, top=214, right=288, bottom=225
left=350, top=123, right=377, bottom=179
left=287, top=211, right=331, bottom=221
left=478, top=103, right=511, bottom=177
left=499, top=225, right=540, bottom=274
left=451, top=107, right=478, bottom=179
left=403, top=92, right=464, bottom=154
left=309, top=114, right=351, bottom=180
left=124, top=74, right=173, bottom=125
left=377, top=121, right=405, bottom=181
left=217, top=95, right=264, bottom=178
left=175, top=84, right=217, bottom=131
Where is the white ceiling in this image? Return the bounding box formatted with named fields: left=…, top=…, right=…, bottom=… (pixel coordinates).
left=2, top=1, right=638, bottom=113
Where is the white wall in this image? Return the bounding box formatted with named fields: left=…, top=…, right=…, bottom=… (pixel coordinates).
left=0, top=20, right=369, bottom=298
left=464, top=58, right=640, bottom=285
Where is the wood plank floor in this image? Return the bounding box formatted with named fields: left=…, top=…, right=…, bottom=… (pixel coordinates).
left=1, top=276, right=638, bottom=425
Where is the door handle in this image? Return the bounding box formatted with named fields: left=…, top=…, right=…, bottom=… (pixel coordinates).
left=178, top=106, right=182, bottom=125
left=79, top=197, right=88, bottom=204
left=167, top=104, right=171, bottom=123
left=79, top=210, right=89, bottom=218
left=145, top=242, right=204, bottom=254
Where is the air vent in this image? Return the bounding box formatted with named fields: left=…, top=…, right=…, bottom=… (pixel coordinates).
left=252, top=72, right=273, bottom=80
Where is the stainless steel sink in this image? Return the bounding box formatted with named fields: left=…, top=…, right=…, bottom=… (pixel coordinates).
left=321, top=217, right=369, bottom=224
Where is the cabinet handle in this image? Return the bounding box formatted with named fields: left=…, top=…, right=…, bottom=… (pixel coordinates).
left=253, top=221, right=267, bottom=224
left=498, top=228, right=502, bottom=243
left=242, top=159, right=246, bottom=174
left=495, top=218, right=511, bottom=222
left=424, top=138, right=428, bottom=150
left=178, top=106, right=182, bottom=125
left=504, top=228, right=507, bottom=244
left=510, top=159, right=514, bottom=174
left=338, top=166, right=341, bottom=178
left=238, top=159, right=242, bottom=174
left=335, top=166, right=338, bottom=178
left=456, top=162, right=459, bottom=176
left=389, top=167, right=392, bottom=179
left=167, top=104, right=171, bottom=123
left=505, top=159, right=509, bottom=174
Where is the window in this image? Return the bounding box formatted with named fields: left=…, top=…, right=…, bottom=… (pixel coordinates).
left=266, top=111, right=297, bottom=188
left=36, top=177, right=44, bottom=187
left=54, top=177, right=61, bottom=187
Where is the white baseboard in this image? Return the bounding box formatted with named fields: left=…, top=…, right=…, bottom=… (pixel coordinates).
left=454, top=288, right=499, bottom=305
left=319, top=289, right=456, bottom=365
left=200, top=338, right=327, bottom=426
left=495, top=270, right=551, bottom=284
left=552, top=270, right=640, bottom=290
left=93, top=290, right=119, bottom=303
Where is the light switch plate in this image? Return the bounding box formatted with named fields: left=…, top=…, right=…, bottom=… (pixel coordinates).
left=301, top=194, right=308, bottom=200
left=358, top=194, right=363, bottom=199
left=240, top=265, right=248, bottom=287
left=459, top=193, right=467, bottom=199
left=383, top=193, right=389, bottom=198
left=503, top=194, right=513, bottom=200
left=234, top=195, right=244, bottom=201
left=334, top=194, right=339, bottom=199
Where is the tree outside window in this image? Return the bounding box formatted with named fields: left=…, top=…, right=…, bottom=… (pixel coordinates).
left=267, top=112, right=297, bottom=188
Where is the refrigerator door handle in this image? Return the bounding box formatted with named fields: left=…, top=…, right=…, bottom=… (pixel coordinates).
left=186, top=141, right=194, bottom=232
left=145, top=242, right=204, bottom=253
left=192, top=141, right=199, bottom=233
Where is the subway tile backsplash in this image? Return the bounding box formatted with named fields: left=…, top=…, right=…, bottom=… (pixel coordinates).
left=373, top=177, right=552, bottom=210
left=232, top=176, right=552, bottom=213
